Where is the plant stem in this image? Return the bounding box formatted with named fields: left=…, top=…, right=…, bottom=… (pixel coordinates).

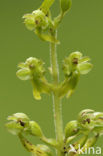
left=50, top=30, right=64, bottom=156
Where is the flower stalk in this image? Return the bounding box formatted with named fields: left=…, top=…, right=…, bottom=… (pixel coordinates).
left=50, top=31, right=64, bottom=156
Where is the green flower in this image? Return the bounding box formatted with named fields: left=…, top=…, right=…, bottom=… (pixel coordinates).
left=58, top=52, right=92, bottom=98
left=23, top=9, right=49, bottom=31
left=17, top=57, right=45, bottom=80
left=6, top=113, right=44, bottom=138
left=78, top=109, right=103, bottom=135
left=63, top=51, right=93, bottom=77
left=23, top=9, right=60, bottom=44
left=16, top=57, right=51, bottom=100
left=6, top=113, right=30, bottom=135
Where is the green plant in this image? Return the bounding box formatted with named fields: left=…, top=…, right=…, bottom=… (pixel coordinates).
left=6, top=0, right=103, bottom=156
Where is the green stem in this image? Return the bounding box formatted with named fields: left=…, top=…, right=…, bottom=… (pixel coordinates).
left=50, top=30, right=64, bottom=156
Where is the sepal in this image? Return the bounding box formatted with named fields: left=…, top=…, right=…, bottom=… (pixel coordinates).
left=78, top=62, right=93, bottom=75
left=7, top=113, right=30, bottom=122
left=65, top=120, right=79, bottom=138
left=16, top=68, right=32, bottom=80
left=29, top=121, right=43, bottom=138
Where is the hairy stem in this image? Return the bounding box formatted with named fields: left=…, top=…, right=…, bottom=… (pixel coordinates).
left=50, top=30, right=64, bottom=156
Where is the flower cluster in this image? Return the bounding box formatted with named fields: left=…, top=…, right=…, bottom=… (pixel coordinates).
left=6, top=113, right=56, bottom=156
left=64, top=109, right=103, bottom=154
left=78, top=109, right=103, bottom=134
left=6, top=0, right=102, bottom=156
left=23, top=0, right=72, bottom=43
left=65, top=109, right=103, bottom=139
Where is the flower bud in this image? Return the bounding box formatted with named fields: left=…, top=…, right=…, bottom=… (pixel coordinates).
left=65, top=120, right=79, bottom=138
left=61, top=0, right=72, bottom=14
left=29, top=121, right=43, bottom=138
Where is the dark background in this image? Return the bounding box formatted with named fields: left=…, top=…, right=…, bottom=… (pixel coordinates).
left=0, top=0, right=103, bottom=155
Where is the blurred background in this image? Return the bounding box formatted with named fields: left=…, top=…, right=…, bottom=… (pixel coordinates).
left=0, top=0, right=103, bottom=155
